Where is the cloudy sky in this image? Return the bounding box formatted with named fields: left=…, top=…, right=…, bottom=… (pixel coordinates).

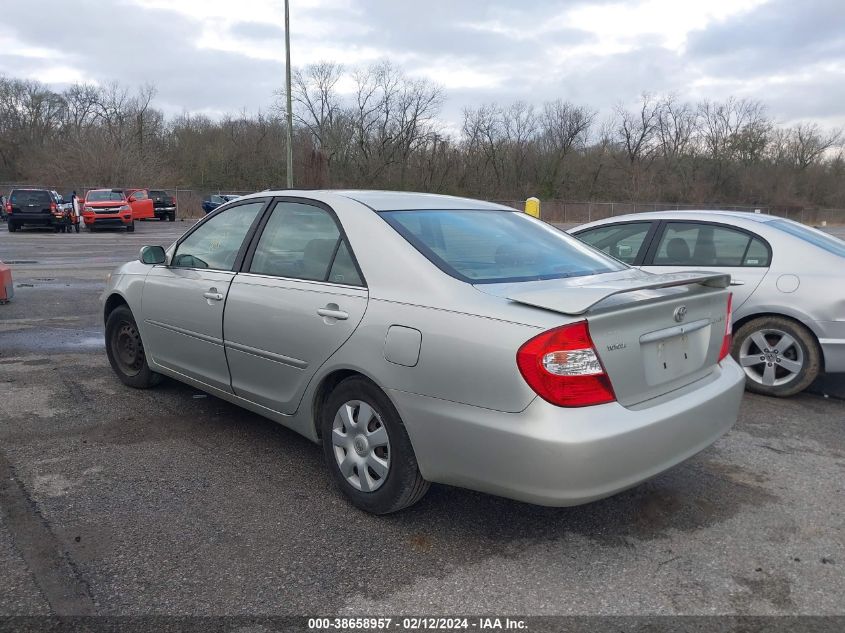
left=2, top=0, right=844, bottom=129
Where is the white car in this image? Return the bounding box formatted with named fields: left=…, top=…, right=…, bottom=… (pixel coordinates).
left=571, top=210, right=845, bottom=396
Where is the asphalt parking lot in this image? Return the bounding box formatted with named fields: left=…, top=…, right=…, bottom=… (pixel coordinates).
left=0, top=220, right=843, bottom=616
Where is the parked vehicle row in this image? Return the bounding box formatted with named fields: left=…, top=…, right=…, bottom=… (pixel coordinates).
left=5, top=187, right=178, bottom=233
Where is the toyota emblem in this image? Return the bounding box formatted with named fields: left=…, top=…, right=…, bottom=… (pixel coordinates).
left=673, top=305, right=688, bottom=322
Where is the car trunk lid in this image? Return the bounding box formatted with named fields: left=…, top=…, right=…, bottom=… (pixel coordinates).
left=478, top=269, right=731, bottom=407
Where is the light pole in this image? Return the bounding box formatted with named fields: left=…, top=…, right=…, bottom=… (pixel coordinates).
left=284, top=0, right=294, bottom=188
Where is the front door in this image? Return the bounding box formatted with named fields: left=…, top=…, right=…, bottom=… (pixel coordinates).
left=140, top=200, right=266, bottom=390
left=224, top=200, right=368, bottom=414
left=128, top=189, right=155, bottom=220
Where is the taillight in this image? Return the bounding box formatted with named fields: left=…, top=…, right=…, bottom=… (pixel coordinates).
left=718, top=292, right=733, bottom=361
left=517, top=320, right=616, bottom=407
left=50, top=202, right=57, bottom=212
left=5, top=203, right=11, bottom=213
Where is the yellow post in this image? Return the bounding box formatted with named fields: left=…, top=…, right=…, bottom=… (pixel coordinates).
left=524, top=197, right=540, bottom=219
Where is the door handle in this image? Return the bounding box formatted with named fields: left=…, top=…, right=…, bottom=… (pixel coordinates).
left=317, top=307, right=349, bottom=320
left=729, top=280, right=746, bottom=286
left=203, top=288, right=224, bottom=301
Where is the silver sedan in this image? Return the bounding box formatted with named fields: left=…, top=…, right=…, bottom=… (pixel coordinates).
left=571, top=210, right=845, bottom=397
left=102, top=191, right=744, bottom=513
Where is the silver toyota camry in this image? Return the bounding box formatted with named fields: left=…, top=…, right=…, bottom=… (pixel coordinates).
left=101, top=191, right=744, bottom=514
left=571, top=211, right=845, bottom=397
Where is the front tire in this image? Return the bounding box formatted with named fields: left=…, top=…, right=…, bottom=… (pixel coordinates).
left=105, top=305, right=162, bottom=389
left=126, top=221, right=135, bottom=233
left=731, top=316, right=820, bottom=397
left=321, top=377, right=429, bottom=514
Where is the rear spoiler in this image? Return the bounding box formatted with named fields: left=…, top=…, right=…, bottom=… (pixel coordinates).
left=506, top=271, right=731, bottom=316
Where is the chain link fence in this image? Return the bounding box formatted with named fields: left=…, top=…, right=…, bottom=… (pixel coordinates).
left=0, top=183, right=256, bottom=219
left=2, top=182, right=844, bottom=225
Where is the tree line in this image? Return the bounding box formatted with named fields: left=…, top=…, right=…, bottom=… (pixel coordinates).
left=1, top=64, right=843, bottom=210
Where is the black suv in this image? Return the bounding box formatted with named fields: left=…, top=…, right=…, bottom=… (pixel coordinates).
left=6, top=189, right=65, bottom=232
left=149, top=190, right=176, bottom=221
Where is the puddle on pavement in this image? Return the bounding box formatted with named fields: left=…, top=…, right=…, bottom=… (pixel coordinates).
left=0, top=327, right=104, bottom=353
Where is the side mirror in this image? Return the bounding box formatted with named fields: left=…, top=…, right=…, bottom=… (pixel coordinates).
left=140, top=245, right=166, bottom=265
left=128, top=195, right=137, bottom=203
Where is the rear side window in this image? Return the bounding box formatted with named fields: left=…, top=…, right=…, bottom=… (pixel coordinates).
left=249, top=201, right=363, bottom=285
left=653, top=222, right=770, bottom=267
left=172, top=201, right=264, bottom=270
left=575, top=222, right=652, bottom=264
left=381, top=210, right=624, bottom=284
left=10, top=190, right=51, bottom=206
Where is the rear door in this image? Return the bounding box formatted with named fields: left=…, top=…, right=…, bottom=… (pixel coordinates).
left=140, top=199, right=267, bottom=390
left=224, top=199, right=368, bottom=414
left=640, top=221, right=771, bottom=309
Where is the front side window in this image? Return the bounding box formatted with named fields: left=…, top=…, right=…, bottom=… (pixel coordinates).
left=575, top=222, right=652, bottom=264
left=381, top=210, right=625, bottom=284
left=653, top=222, right=770, bottom=267
left=249, top=201, right=362, bottom=285
left=131, top=190, right=148, bottom=200
left=172, top=201, right=264, bottom=270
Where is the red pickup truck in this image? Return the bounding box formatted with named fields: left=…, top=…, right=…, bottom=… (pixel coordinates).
left=81, top=189, right=135, bottom=231
left=81, top=188, right=155, bottom=231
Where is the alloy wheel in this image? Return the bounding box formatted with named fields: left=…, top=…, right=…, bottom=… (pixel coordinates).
left=738, top=328, right=804, bottom=387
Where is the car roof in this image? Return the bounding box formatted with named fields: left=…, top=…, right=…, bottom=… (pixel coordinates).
left=576, top=210, right=779, bottom=226
left=249, top=189, right=515, bottom=212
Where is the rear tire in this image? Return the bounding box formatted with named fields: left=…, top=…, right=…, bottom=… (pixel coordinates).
left=731, top=316, right=820, bottom=397
left=74, top=223, right=80, bottom=233
left=105, top=305, right=162, bottom=389
left=168, top=212, right=175, bottom=222
left=8, top=222, right=17, bottom=232
left=321, top=376, right=429, bottom=514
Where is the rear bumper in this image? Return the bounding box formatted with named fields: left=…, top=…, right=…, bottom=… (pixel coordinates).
left=9, top=213, right=60, bottom=226
left=392, top=359, right=745, bottom=506
left=815, top=320, right=845, bottom=373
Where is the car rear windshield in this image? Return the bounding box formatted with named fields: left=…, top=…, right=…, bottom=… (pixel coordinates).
left=87, top=190, right=125, bottom=202
left=10, top=190, right=51, bottom=206
left=380, top=209, right=626, bottom=284
left=767, top=219, right=845, bottom=257
left=149, top=190, right=168, bottom=197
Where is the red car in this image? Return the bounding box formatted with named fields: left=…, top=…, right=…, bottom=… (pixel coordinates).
left=81, top=189, right=135, bottom=232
